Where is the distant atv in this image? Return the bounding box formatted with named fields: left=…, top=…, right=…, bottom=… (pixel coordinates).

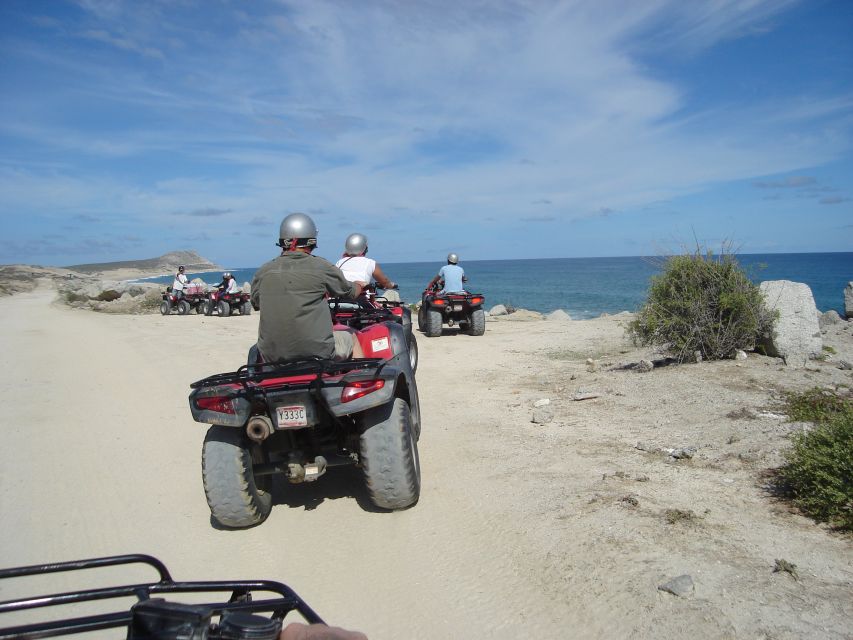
left=189, top=320, right=421, bottom=528
left=204, top=289, right=253, bottom=317
left=329, top=285, right=418, bottom=372
left=160, top=285, right=208, bottom=315
left=418, top=282, right=486, bottom=337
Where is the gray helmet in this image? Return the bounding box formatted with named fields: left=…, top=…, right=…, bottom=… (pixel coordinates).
left=278, top=212, right=318, bottom=249
left=178, top=265, right=185, bottom=272
left=447, top=253, right=459, bottom=264
left=223, top=272, right=231, bottom=279
left=344, top=233, right=368, bottom=256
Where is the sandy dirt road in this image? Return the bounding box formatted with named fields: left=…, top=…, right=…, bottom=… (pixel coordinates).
left=1, top=286, right=851, bottom=638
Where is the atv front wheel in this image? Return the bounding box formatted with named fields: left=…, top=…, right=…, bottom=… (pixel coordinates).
left=417, top=306, right=425, bottom=332
left=469, top=308, right=486, bottom=336
left=241, top=302, right=252, bottom=315
left=159, top=300, right=171, bottom=315
left=359, top=397, right=420, bottom=510
left=177, top=300, right=191, bottom=315
left=424, top=309, right=442, bottom=337
left=217, top=300, right=231, bottom=317
left=407, top=332, right=418, bottom=373
left=202, top=426, right=272, bottom=528
left=196, top=301, right=207, bottom=314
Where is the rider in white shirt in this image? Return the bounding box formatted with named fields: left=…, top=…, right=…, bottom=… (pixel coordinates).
left=225, top=273, right=240, bottom=294
left=172, top=266, right=189, bottom=298
left=335, top=234, right=396, bottom=293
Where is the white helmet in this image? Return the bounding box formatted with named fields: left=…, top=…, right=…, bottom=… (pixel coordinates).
left=344, top=233, right=368, bottom=256
left=278, top=212, right=318, bottom=249
left=447, top=253, right=459, bottom=264
left=223, top=272, right=231, bottom=279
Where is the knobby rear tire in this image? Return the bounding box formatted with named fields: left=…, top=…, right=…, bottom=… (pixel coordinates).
left=160, top=301, right=171, bottom=315
left=360, top=397, right=420, bottom=510
left=416, top=306, right=425, bottom=332
left=202, top=426, right=272, bottom=528
left=469, top=308, right=486, bottom=336
left=424, top=309, right=442, bottom=337
left=178, top=300, right=191, bottom=315
left=241, top=302, right=252, bottom=315
left=217, top=300, right=231, bottom=317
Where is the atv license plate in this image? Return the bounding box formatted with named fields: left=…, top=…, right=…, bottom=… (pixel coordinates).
left=276, top=405, right=307, bottom=428
left=453, top=304, right=463, bottom=311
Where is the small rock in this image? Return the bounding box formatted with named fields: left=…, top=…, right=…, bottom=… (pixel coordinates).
left=664, top=447, right=697, bottom=460
left=694, top=350, right=703, bottom=363
left=838, top=360, right=852, bottom=371
left=636, top=359, right=654, bottom=373
left=635, top=442, right=655, bottom=453
left=586, top=358, right=598, bottom=372
left=532, top=407, right=554, bottom=424
left=489, top=304, right=508, bottom=316
left=573, top=392, right=601, bottom=401
left=658, top=574, right=694, bottom=598
left=819, top=309, right=843, bottom=328
left=635, top=475, right=649, bottom=482
left=734, top=350, right=748, bottom=361
left=533, top=398, right=551, bottom=407
left=545, top=309, right=572, bottom=321
left=773, top=559, right=799, bottom=580
left=619, top=495, right=639, bottom=508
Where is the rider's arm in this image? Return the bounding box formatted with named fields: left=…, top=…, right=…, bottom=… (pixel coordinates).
left=372, top=264, right=394, bottom=289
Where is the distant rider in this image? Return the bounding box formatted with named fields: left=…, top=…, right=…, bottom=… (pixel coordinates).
left=251, top=213, right=365, bottom=362
left=171, top=265, right=189, bottom=299
left=428, top=253, right=467, bottom=294
left=215, top=272, right=240, bottom=295
left=334, top=233, right=396, bottom=293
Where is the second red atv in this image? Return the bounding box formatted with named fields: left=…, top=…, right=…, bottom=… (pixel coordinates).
left=203, top=289, right=253, bottom=317
left=417, top=282, right=486, bottom=337
left=329, top=285, right=418, bottom=372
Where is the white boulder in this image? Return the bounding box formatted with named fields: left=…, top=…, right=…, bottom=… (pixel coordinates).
left=758, top=280, right=822, bottom=368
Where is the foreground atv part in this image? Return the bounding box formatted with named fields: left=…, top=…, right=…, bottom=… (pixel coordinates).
left=0, top=554, right=323, bottom=639
left=360, top=397, right=420, bottom=509
left=203, top=426, right=273, bottom=528
left=407, top=333, right=418, bottom=372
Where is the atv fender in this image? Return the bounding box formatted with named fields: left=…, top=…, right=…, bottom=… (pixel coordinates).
left=320, top=366, right=402, bottom=417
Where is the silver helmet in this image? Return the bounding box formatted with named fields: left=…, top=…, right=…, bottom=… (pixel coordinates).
left=278, top=212, right=318, bottom=249
left=344, top=233, right=368, bottom=256
left=447, top=253, right=459, bottom=264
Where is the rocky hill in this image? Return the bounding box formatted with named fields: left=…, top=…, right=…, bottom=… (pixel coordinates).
left=65, top=250, right=220, bottom=277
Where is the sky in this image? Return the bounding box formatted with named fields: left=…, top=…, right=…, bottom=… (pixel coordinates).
left=0, top=0, right=851, bottom=268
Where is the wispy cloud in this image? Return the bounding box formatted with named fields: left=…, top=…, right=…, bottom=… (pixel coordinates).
left=753, top=176, right=816, bottom=188
left=179, top=208, right=233, bottom=218
left=820, top=196, right=851, bottom=205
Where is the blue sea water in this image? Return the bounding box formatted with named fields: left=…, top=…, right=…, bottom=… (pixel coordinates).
left=149, top=252, right=853, bottom=319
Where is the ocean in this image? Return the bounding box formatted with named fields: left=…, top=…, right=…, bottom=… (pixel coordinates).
left=150, top=252, right=853, bottom=319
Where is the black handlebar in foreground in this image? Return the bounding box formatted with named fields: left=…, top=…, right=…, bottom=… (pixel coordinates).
left=0, top=553, right=323, bottom=639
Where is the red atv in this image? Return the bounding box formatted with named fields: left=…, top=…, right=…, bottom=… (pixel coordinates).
left=189, top=320, right=421, bottom=529
left=204, top=288, right=253, bottom=317
left=329, top=285, right=418, bottom=372
left=418, top=281, right=486, bottom=337
left=160, top=285, right=208, bottom=315
left=0, top=553, right=324, bottom=638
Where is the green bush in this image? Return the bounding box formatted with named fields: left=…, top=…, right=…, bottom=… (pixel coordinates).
left=779, top=388, right=853, bottom=531
left=627, top=248, right=774, bottom=362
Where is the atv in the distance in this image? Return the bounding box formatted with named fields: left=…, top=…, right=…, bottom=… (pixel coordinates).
left=204, top=289, right=253, bottom=317
left=0, top=553, right=323, bottom=639
left=189, top=319, right=421, bottom=529
left=160, top=284, right=208, bottom=315
left=329, top=285, right=418, bottom=372
left=418, top=281, right=486, bottom=337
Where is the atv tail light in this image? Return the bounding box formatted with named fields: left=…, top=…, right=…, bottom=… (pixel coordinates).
left=432, top=299, right=447, bottom=306
left=470, top=296, right=484, bottom=305
left=341, top=379, right=385, bottom=403
left=195, top=396, right=236, bottom=415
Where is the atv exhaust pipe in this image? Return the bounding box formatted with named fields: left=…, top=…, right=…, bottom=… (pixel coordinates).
left=246, top=415, right=273, bottom=443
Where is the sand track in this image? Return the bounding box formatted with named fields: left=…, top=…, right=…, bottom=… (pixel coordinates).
left=1, top=287, right=851, bottom=639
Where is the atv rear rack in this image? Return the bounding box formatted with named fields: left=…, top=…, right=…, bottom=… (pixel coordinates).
left=190, top=357, right=386, bottom=390
left=0, top=553, right=323, bottom=639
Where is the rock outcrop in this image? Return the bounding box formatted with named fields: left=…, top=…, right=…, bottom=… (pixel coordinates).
left=65, top=250, right=220, bottom=278
left=758, top=280, right=822, bottom=367
left=56, top=277, right=163, bottom=314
